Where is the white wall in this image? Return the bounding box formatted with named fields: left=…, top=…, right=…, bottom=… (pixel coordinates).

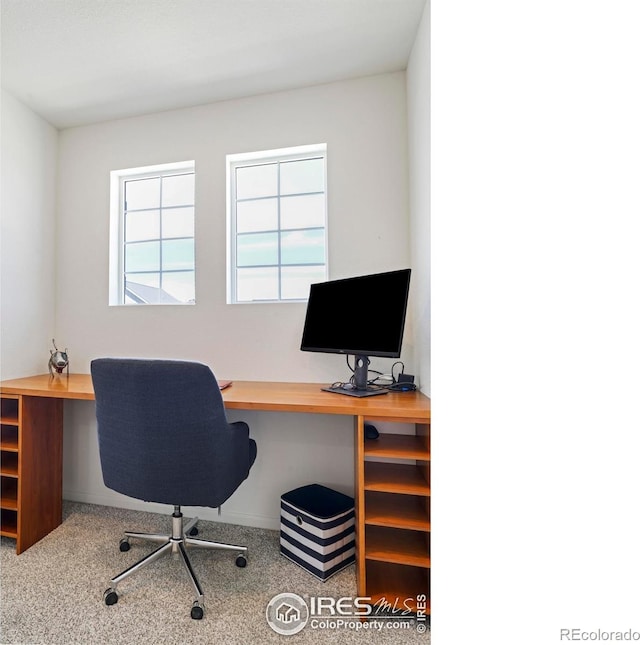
left=0, top=90, right=58, bottom=379
left=56, top=73, right=412, bottom=379
left=55, top=73, right=414, bottom=528
left=407, top=2, right=430, bottom=396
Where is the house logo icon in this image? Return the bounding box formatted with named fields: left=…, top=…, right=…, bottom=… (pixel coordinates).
left=266, top=592, right=309, bottom=635
left=276, top=602, right=300, bottom=624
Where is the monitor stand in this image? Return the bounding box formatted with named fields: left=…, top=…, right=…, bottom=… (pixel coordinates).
left=322, top=354, right=388, bottom=397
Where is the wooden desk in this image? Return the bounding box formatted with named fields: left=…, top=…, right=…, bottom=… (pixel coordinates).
left=1, top=373, right=430, bottom=613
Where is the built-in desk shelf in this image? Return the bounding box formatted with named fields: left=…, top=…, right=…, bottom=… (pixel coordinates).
left=0, top=393, right=63, bottom=553
left=356, top=416, right=431, bottom=618
left=0, top=396, right=20, bottom=541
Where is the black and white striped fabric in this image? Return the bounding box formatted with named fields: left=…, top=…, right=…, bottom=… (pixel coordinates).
left=280, top=484, right=355, bottom=581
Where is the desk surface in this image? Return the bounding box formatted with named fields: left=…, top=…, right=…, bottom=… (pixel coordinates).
left=1, top=374, right=430, bottom=421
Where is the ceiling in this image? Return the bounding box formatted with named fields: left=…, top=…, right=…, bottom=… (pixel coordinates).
left=1, top=0, right=426, bottom=129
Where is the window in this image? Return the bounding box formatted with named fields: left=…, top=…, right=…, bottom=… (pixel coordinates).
left=227, top=144, right=328, bottom=303
left=109, top=161, right=195, bottom=305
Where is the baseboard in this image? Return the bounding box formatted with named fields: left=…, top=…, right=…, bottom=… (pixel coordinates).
left=62, top=489, right=280, bottom=532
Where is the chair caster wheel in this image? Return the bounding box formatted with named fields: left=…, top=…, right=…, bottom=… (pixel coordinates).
left=191, top=602, right=204, bottom=620
left=188, top=527, right=198, bottom=536
left=119, top=539, right=130, bottom=552
left=235, top=554, right=247, bottom=568
left=104, top=588, right=118, bottom=605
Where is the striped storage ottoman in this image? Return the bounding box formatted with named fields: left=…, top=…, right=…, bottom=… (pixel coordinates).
left=280, top=483, right=355, bottom=581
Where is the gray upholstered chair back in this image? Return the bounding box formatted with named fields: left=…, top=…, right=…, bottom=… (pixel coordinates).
left=91, top=358, right=256, bottom=508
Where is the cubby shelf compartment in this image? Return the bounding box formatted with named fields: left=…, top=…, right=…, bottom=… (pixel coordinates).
left=365, top=491, right=430, bottom=531
left=1, top=476, right=18, bottom=510
left=0, top=452, right=19, bottom=477
left=1, top=425, right=19, bottom=451
left=0, top=396, right=19, bottom=426
left=0, top=509, right=18, bottom=538
left=364, top=434, right=430, bottom=460
left=366, top=561, right=431, bottom=615
left=365, top=525, right=430, bottom=568
left=364, top=462, right=430, bottom=496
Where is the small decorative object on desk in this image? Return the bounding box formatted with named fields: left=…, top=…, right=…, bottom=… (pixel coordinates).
left=48, top=339, right=69, bottom=377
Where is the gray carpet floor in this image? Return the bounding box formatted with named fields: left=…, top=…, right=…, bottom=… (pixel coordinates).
left=0, top=501, right=430, bottom=644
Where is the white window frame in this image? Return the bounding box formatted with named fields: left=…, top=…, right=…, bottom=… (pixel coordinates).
left=226, top=144, right=328, bottom=304
left=109, top=160, right=196, bottom=306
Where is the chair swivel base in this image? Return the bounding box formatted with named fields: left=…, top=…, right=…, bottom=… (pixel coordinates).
left=103, top=506, right=248, bottom=619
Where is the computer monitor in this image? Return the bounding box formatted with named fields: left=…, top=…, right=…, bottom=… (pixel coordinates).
left=300, top=268, right=411, bottom=397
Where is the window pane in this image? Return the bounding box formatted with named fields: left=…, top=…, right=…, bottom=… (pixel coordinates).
left=237, top=232, right=278, bottom=267
left=162, top=239, right=194, bottom=271
left=236, top=164, right=277, bottom=200
left=125, top=209, right=160, bottom=242
left=227, top=146, right=326, bottom=304
left=280, top=158, right=324, bottom=195
left=281, top=266, right=327, bottom=300
left=162, top=271, right=195, bottom=303
left=237, top=267, right=278, bottom=302
left=162, top=173, right=194, bottom=207
left=125, top=274, right=160, bottom=304
left=113, top=162, right=196, bottom=306
left=125, top=241, right=160, bottom=272
left=281, top=229, right=325, bottom=265
left=236, top=198, right=278, bottom=233
left=162, top=207, right=194, bottom=238
left=125, top=177, right=160, bottom=210
left=280, top=194, right=325, bottom=230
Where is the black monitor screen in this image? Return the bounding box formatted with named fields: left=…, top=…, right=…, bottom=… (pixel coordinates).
left=300, top=269, right=411, bottom=359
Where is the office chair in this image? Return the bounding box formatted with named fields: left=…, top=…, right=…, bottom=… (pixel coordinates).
left=90, top=358, right=257, bottom=620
